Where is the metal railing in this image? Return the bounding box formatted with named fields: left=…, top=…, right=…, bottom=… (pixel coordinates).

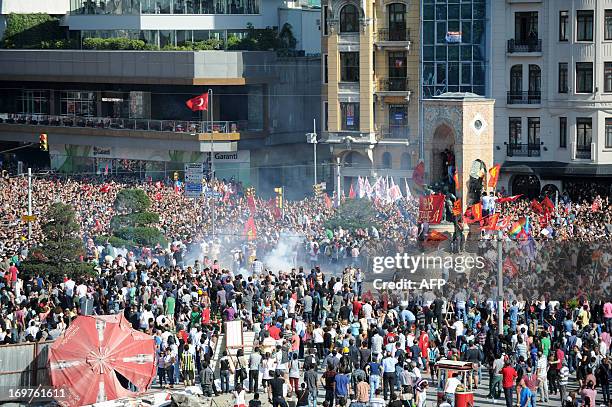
left=377, top=28, right=411, bottom=42
left=507, top=91, right=541, bottom=104
left=377, top=77, right=412, bottom=92
left=507, top=143, right=541, bottom=157
left=378, top=125, right=411, bottom=140
left=507, top=38, right=542, bottom=53
left=576, top=145, right=592, bottom=159
left=0, top=114, right=253, bottom=134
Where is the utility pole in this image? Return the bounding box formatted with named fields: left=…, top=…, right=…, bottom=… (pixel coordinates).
left=497, top=229, right=504, bottom=335
left=335, top=156, right=341, bottom=207
left=306, top=119, right=318, bottom=188
left=209, top=88, right=216, bottom=238
left=27, top=167, right=32, bottom=241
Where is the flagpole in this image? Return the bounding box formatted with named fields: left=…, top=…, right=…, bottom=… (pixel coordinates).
left=497, top=229, right=504, bottom=335
left=209, top=88, right=216, bottom=239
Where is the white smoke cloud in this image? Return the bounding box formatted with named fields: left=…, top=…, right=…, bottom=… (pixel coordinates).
left=263, top=230, right=304, bottom=272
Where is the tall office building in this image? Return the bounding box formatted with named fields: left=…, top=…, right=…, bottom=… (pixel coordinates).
left=321, top=0, right=419, bottom=190
left=492, top=0, right=612, bottom=198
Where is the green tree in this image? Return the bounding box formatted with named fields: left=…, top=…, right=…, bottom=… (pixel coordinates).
left=324, top=199, right=380, bottom=231
left=21, top=203, right=95, bottom=280
left=109, top=188, right=165, bottom=247
left=2, top=14, right=65, bottom=49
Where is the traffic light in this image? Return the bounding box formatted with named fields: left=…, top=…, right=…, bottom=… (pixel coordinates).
left=39, top=134, right=48, bottom=151
left=245, top=186, right=256, bottom=197
left=173, top=171, right=179, bottom=181
left=274, top=187, right=283, bottom=209
left=313, top=184, right=322, bottom=196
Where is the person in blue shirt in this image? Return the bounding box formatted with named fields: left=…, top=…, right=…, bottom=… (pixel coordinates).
left=509, top=301, right=519, bottom=332
left=366, top=354, right=382, bottom=399
left=519, top=383, right=533, bottom=407
left=334, top=372, right=350, bottom=406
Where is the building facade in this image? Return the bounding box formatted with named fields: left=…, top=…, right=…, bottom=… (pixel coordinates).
left=492, top=0, right=612, bottom=198
left=321, top=0, right=419, bottom=192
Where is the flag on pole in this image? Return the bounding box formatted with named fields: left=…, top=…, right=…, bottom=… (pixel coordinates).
left=185, top=93, right=209, bottom=111
left=497, top=194, right=523, bottom=203
left=542, top=196, right=555, bottom=213
left=244, top=216, right=257, bottom=240
left=531, top=199, right=544, bottom=214
left=404, top=178, right=412, bottom=200
left=488, top=164, right=501, bottom=189
left=464, top=202, right=482, bottom=223
left=357, top=177, right=365, bottom=198
left=348, top=183, right=356, bottom=199
left=104, top=164, right=109, bottom=176
left=480, top=213, right=500, bottom=230
left=364, top=178, right=373, bottom=199
left=247, top=194, right=256, bottom=213
left=452, top=199, right=462, bottom=216
left=324, top=194, right=332, bottom=208
left=412, top=161, right=425, bottom=186
left=99, top=184, right=111, bottom=193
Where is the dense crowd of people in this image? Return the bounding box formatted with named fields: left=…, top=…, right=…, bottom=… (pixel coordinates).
left=0, top=173, right=610, bottom=407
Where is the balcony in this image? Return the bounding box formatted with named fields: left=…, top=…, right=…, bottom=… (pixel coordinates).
left=377, top=125, right=411, bottom=140
left=507, top=91, right=541, bottom=105
left=375, top=78, right=413, bottom=99
left=576, top=145, right=592, bottom=160
left=507, top=39, right=542, bottom=53
left=507, top=143, right=541, bottom=157
left=0, top=113, right=249, bottom=140
left=375, top=28, right=412, bottom=50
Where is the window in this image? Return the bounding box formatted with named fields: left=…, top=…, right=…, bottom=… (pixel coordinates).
left=514, top=11, right=538, bottom=43
left=382, top=152, right=392, bottom=169
left=559, top=63, right=568, bottom=93
left=576, top=62, right=593, bottom=93
left=576, top=118, right=592, bottom=146
left=323, top=101, right=329, bottom=131
left=61, top=91, right=96, bottom=116
left=576, top=10, right=593, bottom=41
left=510, top=65, right=522, bottom=94
left=340, top=4, right=359, bottom=33
left=606, top=118, right=612, bottom=148
left=559, top=117, right=567, bottom=148
left=528, top=65, right=541, bottom=93
left=323, top=54, right=328, bottom=84
left=605, top=62, right=612, bottom=92
left=19, top=90, right=49, bottom=114
left=340, top=102, right=359, bottom=130
left=323, top=5, right=329, bottom=36
left=559, top=11, right=569, bottom=41
left=528, top=117, right=540, bottom=145
left=509, top=117, right=521, bottom=145
left=340, top=52, right=359, bottom=82
left=606, top=10, right=612, bottom=40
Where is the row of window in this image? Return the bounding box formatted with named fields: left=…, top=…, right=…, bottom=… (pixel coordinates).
left=558, top=9, right=612, bottom=42
left=70, top=0, right=260, bottom=15
left=555, top=62, right=612, bottom=94
left=509, top=117, right=612, bottom=149
left=332, top=51, right=407, bottom=83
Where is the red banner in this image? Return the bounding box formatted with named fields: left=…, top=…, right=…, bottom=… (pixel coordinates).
left=418, top=194, right=445, bottom=224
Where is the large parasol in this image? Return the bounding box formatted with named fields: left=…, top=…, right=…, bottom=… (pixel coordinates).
left=49, top=314, right=156, bottom=406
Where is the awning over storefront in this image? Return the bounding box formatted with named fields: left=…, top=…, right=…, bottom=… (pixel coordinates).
left=502, top=161, right=612, bottom=178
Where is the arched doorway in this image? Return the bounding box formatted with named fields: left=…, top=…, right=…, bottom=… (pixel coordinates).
left=467, top=159, right=487, bottom=205
left=431, top=123, right=455, bottom=185
left=541, top=183, right=559, bottom=199
left=511, top=175, right=541, bottom=199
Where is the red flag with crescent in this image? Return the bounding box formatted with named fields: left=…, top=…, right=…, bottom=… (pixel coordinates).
left=186, top=93, right=209, bottom=111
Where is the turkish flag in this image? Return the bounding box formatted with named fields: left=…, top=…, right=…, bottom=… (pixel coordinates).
left=348, top=184, right=356, bottom=199
left=186, top=93, right=209, bottom=111
left=542, top=196, right=555, bottom=213
left=497, top=194, right=523, bottom=204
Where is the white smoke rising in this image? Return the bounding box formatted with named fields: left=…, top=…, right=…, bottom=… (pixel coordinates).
left=263, top=230, right=304, bottom=272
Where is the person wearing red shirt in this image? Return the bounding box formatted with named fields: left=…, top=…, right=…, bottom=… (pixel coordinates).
left=268, top=323, right=281, bottom=340
left=501, top=361, right=518, bottom=407
left=352, top=299, right=362, bottom=319
left=418, top=330, right=430, bottom=370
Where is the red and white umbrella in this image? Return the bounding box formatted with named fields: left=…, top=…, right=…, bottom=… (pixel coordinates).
left=49, top=314, right=156, bottom=406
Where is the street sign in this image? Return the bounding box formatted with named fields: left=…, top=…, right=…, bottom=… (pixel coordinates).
left=184, top=163, right=204, bottom=198
left=205, top=191, right=223, bottom=198
left=21, top=215, right=36, bottom=222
